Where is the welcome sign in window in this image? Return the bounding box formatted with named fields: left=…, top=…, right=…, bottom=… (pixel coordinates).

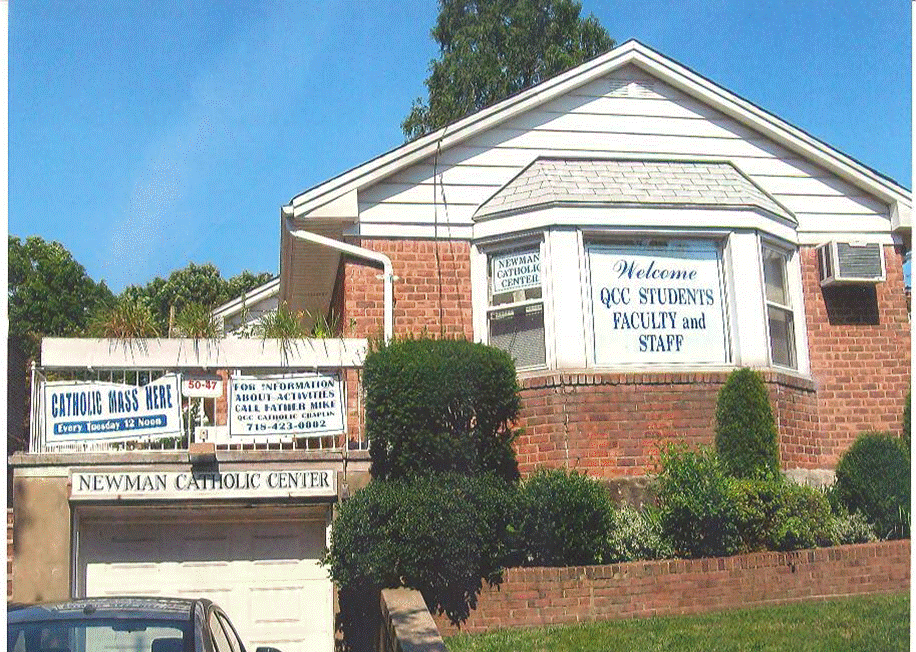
left=588, top=241, right=729, bottom=365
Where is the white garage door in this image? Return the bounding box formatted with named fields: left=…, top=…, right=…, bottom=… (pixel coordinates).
left=76, top=506, right=334, bottom=652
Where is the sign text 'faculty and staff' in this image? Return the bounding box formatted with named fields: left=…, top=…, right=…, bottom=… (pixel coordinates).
left=44, top=375, right=182, bottom=443
left=589, top=243, right=728, bottom=364
left=70, top=469, right=337, bottom=501
left=229, top=373, right=345, bottom=438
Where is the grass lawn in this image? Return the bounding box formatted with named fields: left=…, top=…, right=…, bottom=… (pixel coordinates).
left=445, top=592, right=909, bottom=652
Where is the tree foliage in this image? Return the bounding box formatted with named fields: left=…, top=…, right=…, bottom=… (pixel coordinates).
left=122, top=263, right=273, bottom=335
left=9, top=235, right=114, bottom=358
left=402, top=0, right=614, bottom=140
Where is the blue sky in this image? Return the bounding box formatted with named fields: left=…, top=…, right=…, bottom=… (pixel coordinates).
left=9, top=1, right=911, bottom=292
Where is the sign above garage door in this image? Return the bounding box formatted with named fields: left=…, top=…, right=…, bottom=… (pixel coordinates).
left=70, top=469, right=337, bottom=501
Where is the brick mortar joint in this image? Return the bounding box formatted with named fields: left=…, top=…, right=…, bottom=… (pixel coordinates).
left=518, top=369, right=817, bottom=392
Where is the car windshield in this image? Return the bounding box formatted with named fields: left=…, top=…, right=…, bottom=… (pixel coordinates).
left=8, top=619, right=192, bottom=652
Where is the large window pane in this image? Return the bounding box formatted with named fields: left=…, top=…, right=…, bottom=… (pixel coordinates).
left=763, top=249, right=789, bottom=306
left=767, top=305, right=796, bottom=368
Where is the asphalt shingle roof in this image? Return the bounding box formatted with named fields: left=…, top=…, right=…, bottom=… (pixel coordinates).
left=474, top=159, right=795, bottom=222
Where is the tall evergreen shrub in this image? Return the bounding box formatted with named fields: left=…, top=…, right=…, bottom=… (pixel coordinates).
left=363, top=337, right=521, bottom=482
left=714, top=368, right=780, bottom=479
left=834, top=432, right=910, bottom=539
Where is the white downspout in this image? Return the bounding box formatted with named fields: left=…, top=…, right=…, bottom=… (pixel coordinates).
left=283, top=215, right=394, bottom=342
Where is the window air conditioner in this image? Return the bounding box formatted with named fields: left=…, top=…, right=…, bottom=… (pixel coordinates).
left=816, top=241, right=885, bottom=286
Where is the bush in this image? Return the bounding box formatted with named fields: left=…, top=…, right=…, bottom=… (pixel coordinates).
left=324, top=473, right=516, bottom=629
left=605, top=505, right=674, bottom=562
left=828, top=506, right=877, bottom=545
left=714, top=368, right=780, bottom=479
left=834, top=432, right=910, bottom=539
left=654, top=446, right=741, bottom=558
left=513, top=468, right=614, bottom=566
left=730, top=478, right=834, bottom=552
left=363, top=337, right=520, bottom=482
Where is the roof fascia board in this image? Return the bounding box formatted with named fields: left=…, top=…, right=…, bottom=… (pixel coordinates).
left=212, top=278, right=280, bottom=320
left=627, top=47, right=910, bottom=209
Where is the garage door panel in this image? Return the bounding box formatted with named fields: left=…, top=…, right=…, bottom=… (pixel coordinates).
left=79, top=511, right=333, bottom=652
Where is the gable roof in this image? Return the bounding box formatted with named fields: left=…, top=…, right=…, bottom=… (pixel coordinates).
left=286, top=40, right=909, bottom=231
left=475, top=158, right=795, bottom=222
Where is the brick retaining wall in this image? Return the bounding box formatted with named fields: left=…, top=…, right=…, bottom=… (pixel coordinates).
left=515, top=370, right=820, bottom=477
left=434, top=540, right=910, bottom=635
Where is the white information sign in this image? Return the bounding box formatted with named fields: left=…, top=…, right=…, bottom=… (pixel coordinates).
left=70, top=469, right=337, bottom=501
left=181, top=374, right=224, bottom=398
left=491, top=250, right=540, bottom=294
left=44, top=375, right=182, bottom=444
left=588, top=243, right=728, bottom=365
left=229, top=373, right=345, bottom=438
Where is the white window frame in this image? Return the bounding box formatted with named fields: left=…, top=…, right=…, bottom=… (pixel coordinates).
left=477, top=235, right=550, bottom=370
left=581, top=232, right=732, bottom=368
left=760, top=239, right=801, bottom=371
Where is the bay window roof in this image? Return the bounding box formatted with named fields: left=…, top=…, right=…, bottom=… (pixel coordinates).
left=474, top=158, right=795, bottom=222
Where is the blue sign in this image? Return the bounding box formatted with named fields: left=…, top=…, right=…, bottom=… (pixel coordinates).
left=44, top=375, right=183, bottom=443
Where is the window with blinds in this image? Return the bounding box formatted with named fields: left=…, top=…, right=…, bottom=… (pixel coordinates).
left=487, top=246, right=545, bottom=368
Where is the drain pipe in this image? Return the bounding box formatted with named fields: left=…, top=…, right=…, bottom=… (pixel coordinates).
left=283, top=214, right=394, bottom=342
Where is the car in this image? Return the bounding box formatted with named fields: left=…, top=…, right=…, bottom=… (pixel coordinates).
left=7, top=597, right=280, bottom=652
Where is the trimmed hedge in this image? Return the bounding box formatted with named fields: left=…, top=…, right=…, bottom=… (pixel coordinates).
left=324, top=473, right=516, bottom=627
left=513, top=468, right=614, bottom=566
left=714, top=368, right=780, bottom=479
left=833, top=432, right=910, bottom=539
left=730, top=477, right=834, bottom=552
left=363, top=337, right=521, bottom=482
left=654, top=446, right=742, bottom=558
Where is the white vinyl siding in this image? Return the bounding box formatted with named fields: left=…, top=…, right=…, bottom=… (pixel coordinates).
left=356, top=64, right=890, bottom=239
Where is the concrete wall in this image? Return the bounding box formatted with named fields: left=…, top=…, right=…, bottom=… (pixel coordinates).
left=12, top=473, right=72, bottom=603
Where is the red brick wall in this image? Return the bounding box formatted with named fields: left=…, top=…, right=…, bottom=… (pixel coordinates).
left=514, top=370, right=819, bottom=477
left=434, top=540, right=910, bottom=635
left=802, top=245, right=911, bottom=466
left=330, top=240, right=909, bottom=475
left=341, top=239, right=473, bottom=339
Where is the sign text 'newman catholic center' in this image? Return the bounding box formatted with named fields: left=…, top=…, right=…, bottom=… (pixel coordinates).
left=70, top=469, right=337, bottom=501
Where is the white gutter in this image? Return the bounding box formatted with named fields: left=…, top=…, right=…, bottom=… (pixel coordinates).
left=283, top=214, right=394, bottom=342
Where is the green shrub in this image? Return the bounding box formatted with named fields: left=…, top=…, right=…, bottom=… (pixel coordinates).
left=714, top=368, right=780, bottom=479
left=654, top=446, right=741, bottom=558
left=364, top=337, right=521, bottom=482
left=605, top=505, right=674, bottom=562
left=828, top=506, right=877, bottom=545
left=730, top=477, right=834, bottom=552
left=513, top=468, right=614, bottom=566
left=834, top=432, right=910, bottom=539
left=324, top=473, right=516, bottom=629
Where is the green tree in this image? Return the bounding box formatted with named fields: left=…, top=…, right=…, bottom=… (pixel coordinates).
left=402, top=0, right=614, bottom=140
left=123, top=263, right=273, bottom=334
left=9, top=235, right=114, bottom=358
